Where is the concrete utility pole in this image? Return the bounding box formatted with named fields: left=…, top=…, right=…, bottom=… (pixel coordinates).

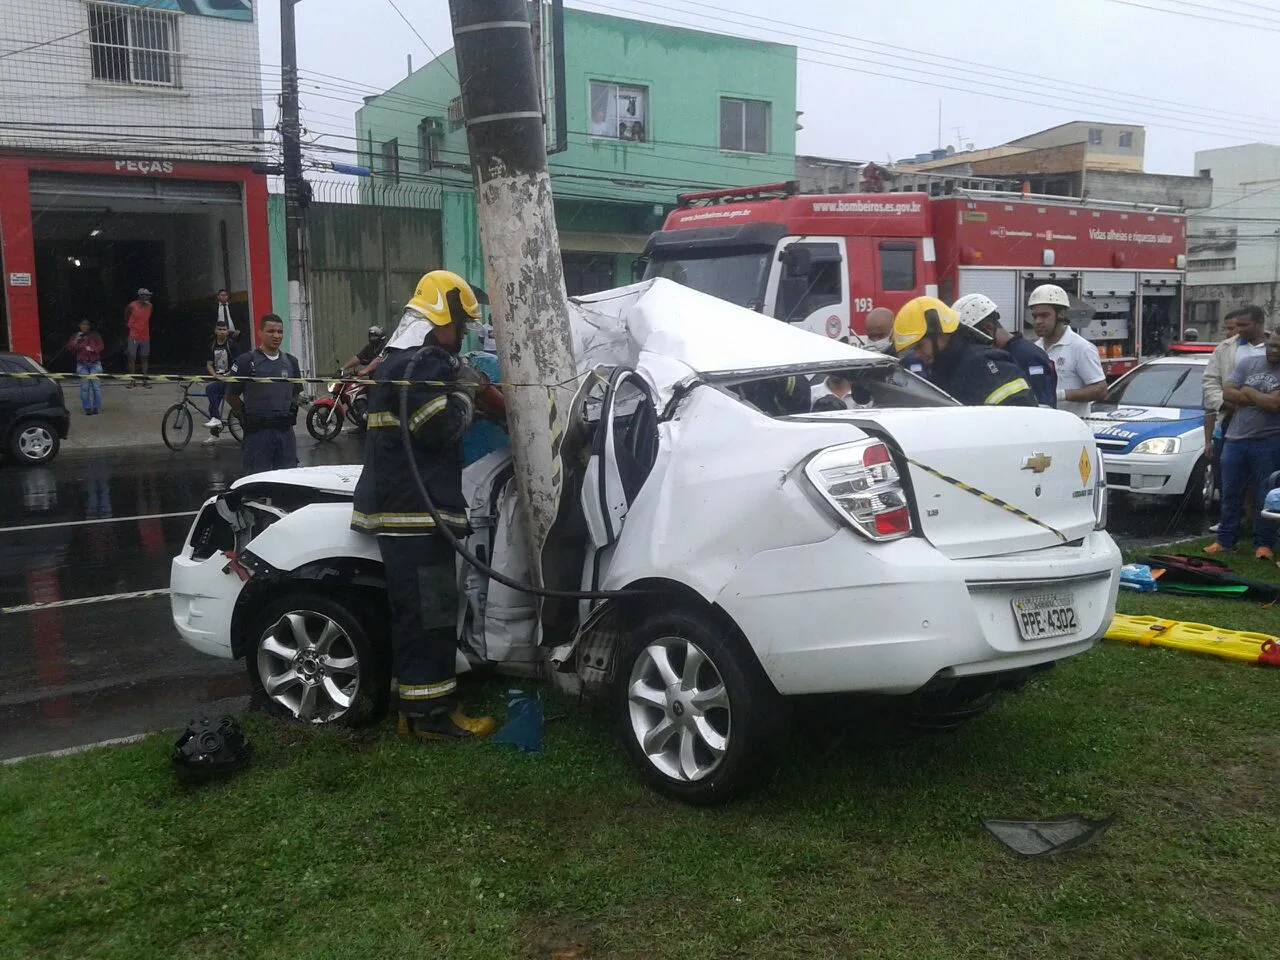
left=279, top=0, right=315, bottom=375
left=448, top=0, right=578, bottom=584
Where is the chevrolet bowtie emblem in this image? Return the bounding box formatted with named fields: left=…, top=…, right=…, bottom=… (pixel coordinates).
left=1021, top=452, right=1053, bottom=474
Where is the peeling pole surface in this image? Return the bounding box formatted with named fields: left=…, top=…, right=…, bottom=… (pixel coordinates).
left=449, top=0, right=578, bottom=585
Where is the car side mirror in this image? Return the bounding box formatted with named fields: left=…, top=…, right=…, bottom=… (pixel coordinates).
left=783, top=245, right=811, bottom=278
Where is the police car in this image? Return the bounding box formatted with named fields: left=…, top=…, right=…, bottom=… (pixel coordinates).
left=1085, top=350, right=1212, bottom=508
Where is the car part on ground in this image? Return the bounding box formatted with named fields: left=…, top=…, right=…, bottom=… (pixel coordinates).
left=982, top=813, right=1116, bottom=858
left=170, top=713, right=252, bottom=783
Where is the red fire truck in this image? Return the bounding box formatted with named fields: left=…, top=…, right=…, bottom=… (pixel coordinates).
left=638, top=182, right=1188, bottom=377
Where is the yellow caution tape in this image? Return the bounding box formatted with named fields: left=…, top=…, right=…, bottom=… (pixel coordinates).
left=1105, top=613, right=1280, bottom=666
left=0, top=370, right=586, bottom=391
left=904, top=456, right=1068, bottom=543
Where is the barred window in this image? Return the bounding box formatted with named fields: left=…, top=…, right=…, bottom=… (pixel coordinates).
left=89, top=4, right=180, bottom=87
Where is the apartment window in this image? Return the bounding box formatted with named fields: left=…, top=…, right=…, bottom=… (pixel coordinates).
left=1118, top=130, right=1134, bottom=149
left=589, top=82, right=647, bottom=141
left=1188, top=300, right=1219, bottom=329
left=89, top=3, right=179, bottom=87
left=418, top=118, right=443, bottom=172
left=562, top=253, right=617, bottom=297
left=1087, top=127, right=1103, bottom=146
left=720, top=97, right=770, bottom=153
left=380, top=138, right=400, bottom=183
left=1187, top=257, right=1236, bottom=272
left=879, top=242, right=917, bottom=291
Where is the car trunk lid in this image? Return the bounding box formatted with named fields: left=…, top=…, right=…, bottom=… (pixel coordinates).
left=816, top=407, right=1102, bottom=560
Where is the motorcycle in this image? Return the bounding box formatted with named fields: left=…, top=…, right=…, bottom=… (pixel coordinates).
left=306, top=367, right=370, bottom=442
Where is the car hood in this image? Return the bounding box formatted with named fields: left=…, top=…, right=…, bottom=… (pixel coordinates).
left=572, top=278, right=887, bottom=400
left=1085, top=405, right=1203, bottom=443
left=230, top=465, right=362, bottom=494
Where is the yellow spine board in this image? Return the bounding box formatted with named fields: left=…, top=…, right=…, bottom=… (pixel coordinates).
left=1105, top=614, right=1278, bottom=665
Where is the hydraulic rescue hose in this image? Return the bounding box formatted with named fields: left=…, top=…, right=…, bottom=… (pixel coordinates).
left=398, top=349, right=648, bottom=600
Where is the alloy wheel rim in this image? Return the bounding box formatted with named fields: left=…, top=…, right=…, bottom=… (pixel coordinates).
left=257, top=611, right=360, bottom=723
left=18, top=426, right=53, bottom=460
left=627, top=636, right=731, bottom=782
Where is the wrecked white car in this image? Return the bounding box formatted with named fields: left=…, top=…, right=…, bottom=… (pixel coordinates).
left=171, top=279, right=1120, bottom=804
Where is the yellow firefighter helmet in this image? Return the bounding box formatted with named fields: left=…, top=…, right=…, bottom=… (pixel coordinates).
left=892, top=296, right=958, bottom=353
left=406, top=270, right=484, bottom=327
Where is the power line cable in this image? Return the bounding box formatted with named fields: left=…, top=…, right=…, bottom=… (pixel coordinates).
left=604, top=0, right=1280, bottom=132
left=385, top=0, right=456, bottom=80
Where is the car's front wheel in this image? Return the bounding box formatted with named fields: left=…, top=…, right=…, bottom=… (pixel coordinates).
left=246, top=592, right=388, bottom=726
left=9, top=419, right=60, bottom=465
left=613, top=609, right=786, bottom=806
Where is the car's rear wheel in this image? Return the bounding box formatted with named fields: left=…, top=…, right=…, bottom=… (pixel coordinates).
left=613, top=609, right=786, bottom=806
left=246, top=592, right=388, bottom=726
left=9, top=419, right=59, bottom=465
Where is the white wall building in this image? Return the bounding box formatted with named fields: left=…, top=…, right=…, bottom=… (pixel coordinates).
left=0, top=0, right=264, bottom=162
left=0, top=1, right=274, bottom=365
left=1188, top=144, right=1280, bottom=334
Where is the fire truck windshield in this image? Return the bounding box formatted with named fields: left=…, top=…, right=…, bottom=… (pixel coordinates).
left=644, top=251, right=771, bottom=311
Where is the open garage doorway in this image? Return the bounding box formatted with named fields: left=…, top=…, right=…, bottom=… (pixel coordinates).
left=29, top=172, right=252, bottom=373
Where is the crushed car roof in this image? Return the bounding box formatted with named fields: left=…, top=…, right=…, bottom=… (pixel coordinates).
left=571, top=278, right=884, bottom=394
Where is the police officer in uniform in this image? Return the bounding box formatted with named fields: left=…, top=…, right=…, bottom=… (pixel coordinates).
left=953, top=293, right=1058, bottom=407
left=352, top=270, right=500, bottom=742
left=892, top=296, right=1036, bottom=407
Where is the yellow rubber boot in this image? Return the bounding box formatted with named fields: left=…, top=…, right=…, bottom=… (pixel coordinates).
left=397, top=707, right=498, bottom=742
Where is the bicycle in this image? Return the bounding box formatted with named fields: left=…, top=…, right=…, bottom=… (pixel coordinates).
left=161, top=381, right=244, bottom=451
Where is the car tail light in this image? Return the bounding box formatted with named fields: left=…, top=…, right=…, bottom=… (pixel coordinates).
left=804, top=439, right=914, bottom=542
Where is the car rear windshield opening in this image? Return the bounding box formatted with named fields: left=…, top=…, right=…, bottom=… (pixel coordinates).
left=725, top=363, right=955, bottom=418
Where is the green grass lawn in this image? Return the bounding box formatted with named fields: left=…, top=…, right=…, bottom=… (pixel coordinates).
left=3, top=540, right=1277, bottom=960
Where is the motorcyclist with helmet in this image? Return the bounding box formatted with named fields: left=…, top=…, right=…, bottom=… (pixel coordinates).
left=341, top=325, right=389, bottom=376
left=953, top=293, right=1058, bottom=407
left=352, top=271, right=506, bottom=742
left=892, top=296, right=1037, bottom=407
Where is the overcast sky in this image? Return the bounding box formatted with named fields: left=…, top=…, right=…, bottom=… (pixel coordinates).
left=255, top=0, right=1280, bottom=177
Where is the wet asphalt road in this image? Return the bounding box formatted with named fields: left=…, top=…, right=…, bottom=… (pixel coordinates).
left=0, top=436, right=1212, bottom=762
left=0, top=436, right=365, bottom=761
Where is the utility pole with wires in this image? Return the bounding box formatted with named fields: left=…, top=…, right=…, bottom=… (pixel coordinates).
left=448, top=0, right=577, bottom=585
left=279, top=0, right=315, bottom=377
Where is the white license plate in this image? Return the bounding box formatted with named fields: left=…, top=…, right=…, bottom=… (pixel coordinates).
left=1011, top=592, right=1079, bottom=641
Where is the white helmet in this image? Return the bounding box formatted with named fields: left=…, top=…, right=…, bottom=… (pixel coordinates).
left=1028, top=284, right=1071, bottom=308
left=953, top=293, right=1000, bottom=329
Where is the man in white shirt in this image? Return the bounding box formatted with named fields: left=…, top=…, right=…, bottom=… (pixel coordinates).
left=1030, top=284, right=1107, bottom=416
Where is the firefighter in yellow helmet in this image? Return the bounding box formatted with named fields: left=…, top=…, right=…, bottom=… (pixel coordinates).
left=892, top=296, right=1037, bottom=407
left=352, top=270, right=502, bottom=742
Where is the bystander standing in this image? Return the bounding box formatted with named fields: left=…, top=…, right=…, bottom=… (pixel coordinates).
left=1206, top=329, right=1280, bottom=561
left=124, top=288, right=154, bottom=387
left=66, top=318, right=105, bottom=415
left=226, top=315, right=303, bottom=474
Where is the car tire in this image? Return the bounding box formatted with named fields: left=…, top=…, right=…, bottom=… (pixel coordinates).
left=8, top=419, right=60, bottom=465
left=1187, top=456, right=1210, bottom=513
left=613, top=608, right=786, bottom=806
left=246, top=591, right=389, bottom=726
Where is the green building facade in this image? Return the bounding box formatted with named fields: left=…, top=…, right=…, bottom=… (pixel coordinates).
left=354, top=6, right=797, bottom=296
